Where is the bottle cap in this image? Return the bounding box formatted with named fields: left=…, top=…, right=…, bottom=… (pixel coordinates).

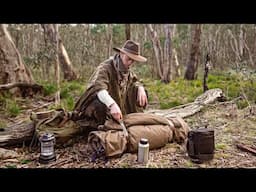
left=140, top=138, right=148, bottom=145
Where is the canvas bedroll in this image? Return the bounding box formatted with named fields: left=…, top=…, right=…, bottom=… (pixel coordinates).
left=88, top=113, right=190, bottom=157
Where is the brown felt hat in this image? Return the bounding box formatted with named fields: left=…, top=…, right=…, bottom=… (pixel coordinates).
left=113, top=40, right=147, bottom=62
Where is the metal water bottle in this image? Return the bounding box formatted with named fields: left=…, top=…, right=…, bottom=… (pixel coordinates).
left=138, top=138, right=149, bottom=163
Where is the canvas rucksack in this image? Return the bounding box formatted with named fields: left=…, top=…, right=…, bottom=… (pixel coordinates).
left=29, top=109, right=81, bottom=149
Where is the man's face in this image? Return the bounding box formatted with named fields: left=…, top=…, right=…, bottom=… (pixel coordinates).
left=121, top=53, right=135, bottom=69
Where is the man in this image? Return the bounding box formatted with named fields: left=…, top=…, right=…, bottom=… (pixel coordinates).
left=72, top=40, right=148, bottom=130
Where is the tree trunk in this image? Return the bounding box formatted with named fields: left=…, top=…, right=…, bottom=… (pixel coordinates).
left=228, top=29, right=241, bottom=69
left=239, top=24, right=245, bottom=59
left=147, top=24, right=164, bottom=80
left=41, top=24, right=77, bottom=81
left=162, top=24, right=172, bottom=83
left=52, top=24, right=60, bottom=106
left=58, top=40, right=77, bottom=81
left=125, top=24, right=131, bottom=40
left=170, top=24, right=180, bottom=79
left=106, top=24, right=113, bottom=58
left=172, top=48, right=181, bottom=77
left=184, top=24, right=202, bottom=80
left=203, top=54, right=210, bottom=92
left=0, top=24, right=34, bottom=96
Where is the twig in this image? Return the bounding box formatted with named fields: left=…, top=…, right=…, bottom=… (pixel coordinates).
left=241, top=91, right=251, bottom=109
left=114, top=156, right=128, bottom=167
left=236, top=143, right=256, bottom=156
left=47, top=158, right=73, bottom=168
left=208, top=96, right=242, bottom=107
left=32, top=102, right=54, bottom=111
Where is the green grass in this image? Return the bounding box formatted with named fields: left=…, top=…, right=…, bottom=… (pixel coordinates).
left=5, top=164, right=17, bottom=168
left=20, top=159, right=31, bottom=164
left=43, top=84, right=57, bottom=96
left=143, top=70, right=256, bottom=109
left=6, top=99, right=20, bottom=117
left=60, top=96, right=75, bottom=111
left=215, top=143, right=228, bottom=150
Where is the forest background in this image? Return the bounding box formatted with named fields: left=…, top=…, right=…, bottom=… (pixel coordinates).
left=0, top=24, right=256, bottom=168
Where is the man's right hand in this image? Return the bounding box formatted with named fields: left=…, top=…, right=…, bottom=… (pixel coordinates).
left=109, top=102, right=122, bottom=122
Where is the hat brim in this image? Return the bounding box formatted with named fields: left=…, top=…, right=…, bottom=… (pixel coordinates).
left=113, top=47, right=147, bottom=62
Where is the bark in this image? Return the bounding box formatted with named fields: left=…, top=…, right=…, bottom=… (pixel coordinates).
left=170, top=24, right=180, bottom=78
left=58, top=39, right=77, bottom=81
left=125, top=24, right=131, bottom=40
left=0, top=24, right=34, bottom=95
left=203, top=54, right=210, bottom=92
left=147, top=88, right=224, bottom=119
left=239, top=24, right=245, bottom=58
left=228, top=29, right=241, bottom=68
left=147, top=24, right=163, bottom=80
left=0, top=121, right=35, bottom=147
left=41, top=24, right=77, bottom=81
left=243, top=38, right=254, bottom=67
left=0, top=82, right=43, bottom=97
left=184, top=24, right=202, bottom=80
left=162, top=24, right=172, bottom=83
left=0, top=88, right=223, bottom=147
left=172, top=48, right=181, bottom=77
left=106, top=24, right=113, bottom=58
left=53, top=24, right=60, bottom=106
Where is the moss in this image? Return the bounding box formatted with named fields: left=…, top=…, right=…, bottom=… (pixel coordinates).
left=215, top=143, right=228, bottom=150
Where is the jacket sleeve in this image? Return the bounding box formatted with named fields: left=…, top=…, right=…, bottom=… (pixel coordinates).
left=73, top=64, right=111, bottom=112
left=87, top=64, right=111, bottom=91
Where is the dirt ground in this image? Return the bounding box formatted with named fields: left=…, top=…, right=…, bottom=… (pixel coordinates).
left=1, top=99, right=256, bottom=168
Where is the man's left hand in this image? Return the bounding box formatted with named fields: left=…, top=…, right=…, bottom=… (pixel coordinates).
left=137, top=86, right=148, bottom=107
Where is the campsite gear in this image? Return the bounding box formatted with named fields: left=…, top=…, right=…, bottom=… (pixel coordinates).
left=39, top=133, right=56, bottom=164
left=87, top=113, right=190, bottom=158
left=137, top=138, right=149, bottom=163
left=88, top=130, right=128, bottom=158
left=32, top=109, right=81, bottom=145
left=187, top=128, right=214, bottom=163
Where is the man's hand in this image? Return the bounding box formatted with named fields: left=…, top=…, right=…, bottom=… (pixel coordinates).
left=109, top=102, right=122, bottom=122
left=137, top=86, right=148, bottom=107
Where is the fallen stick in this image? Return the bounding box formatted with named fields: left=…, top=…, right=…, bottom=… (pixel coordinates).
left=236, top=143, right=256, bottom=156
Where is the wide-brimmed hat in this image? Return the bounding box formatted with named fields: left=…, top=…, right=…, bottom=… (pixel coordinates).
left=113, top=40, right=147, bottom=62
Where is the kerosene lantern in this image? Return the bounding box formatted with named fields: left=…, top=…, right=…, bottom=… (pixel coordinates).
left=39, top=133, right=56, bottom=164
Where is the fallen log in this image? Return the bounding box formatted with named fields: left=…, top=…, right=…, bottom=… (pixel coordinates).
left=0, top=82, right=44, bottom=96
left=0, top=82, right=43, bottom=90
left=0, top=88, right=224, bottom=147
left=0, top=121, right=35, bottom=147
left=147, top=88, right=224, bottom=118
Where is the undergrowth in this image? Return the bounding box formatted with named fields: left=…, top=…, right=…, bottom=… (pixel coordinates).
left=0, top=70, right=256, bottom=117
